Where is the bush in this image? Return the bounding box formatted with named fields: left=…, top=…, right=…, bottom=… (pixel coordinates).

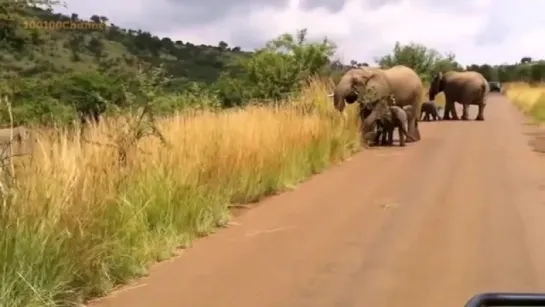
left=505, top=82, right=545, bottom=122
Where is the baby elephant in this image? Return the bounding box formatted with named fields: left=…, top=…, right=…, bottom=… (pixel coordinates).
left=420, top=101, right=441, bottom=121
left=360, top=102, right=389, bottom=145
left=377, top=105, right=416, bottom=147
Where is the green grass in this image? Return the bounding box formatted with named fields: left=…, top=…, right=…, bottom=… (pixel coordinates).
left=0, top=79, right=362, bottom=307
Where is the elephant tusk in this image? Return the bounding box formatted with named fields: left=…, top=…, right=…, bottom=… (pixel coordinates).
left=327, top=93, right=334, bottom=97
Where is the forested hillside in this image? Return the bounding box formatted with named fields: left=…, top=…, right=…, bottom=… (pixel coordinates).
left=1, top=6, right=251, bottom=83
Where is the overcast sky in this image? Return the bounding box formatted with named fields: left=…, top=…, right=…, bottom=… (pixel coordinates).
left=55, top=0, right=545, bottom=66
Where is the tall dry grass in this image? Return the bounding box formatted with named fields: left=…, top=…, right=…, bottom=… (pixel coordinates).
left=0, top=79, right=364, bottom=306
left=504, top=82, right=545, bottom=122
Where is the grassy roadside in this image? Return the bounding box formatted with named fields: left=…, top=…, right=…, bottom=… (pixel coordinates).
left=0, top=79, right=364, bottom=306
left=504, top=82, right=545, bottom=123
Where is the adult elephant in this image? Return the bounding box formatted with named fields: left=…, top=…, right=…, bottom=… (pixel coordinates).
left=428, top=71, right=489, bottom=121
left=331, top=65, right=423, bottom=142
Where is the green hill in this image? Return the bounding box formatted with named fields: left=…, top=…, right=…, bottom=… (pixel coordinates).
left=1, top=6, right=252, bottom=85
left=0, top=4, right=265, bottom=125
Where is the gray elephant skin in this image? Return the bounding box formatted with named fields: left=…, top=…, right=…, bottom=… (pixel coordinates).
left=332, top=65, right=423, bottom=142
left=366, top=102, right=415, bottom=147
left=420, top=101, right=441, bottom=121
left=359, top=102, right=388, bottom=145
left=429, top=71, right=490, bottom=121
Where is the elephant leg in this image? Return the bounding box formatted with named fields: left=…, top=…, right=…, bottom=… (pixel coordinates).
left=461, top=103, right=469, bottom=120
left=381, top=128, right=389, bottom=145
left=386, top=128, right=394, bottom=146
left=372, top=122, right=383, bottom=146
left=406, top=107, right=420, bottom=142
left=359, top=111, right=373, bottom=145
left=406, top=116, right=420, bottom=142
left=398, top=125, right=405, bottom=147
left=448, top=101, right=459, bottom=120
left=373, top=130, right=382, bottom=146
left=476, top=103, right=485, bottom=121
left=442, top=101, right=452, bottom=120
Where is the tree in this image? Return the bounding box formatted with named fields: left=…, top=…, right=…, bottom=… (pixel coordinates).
left=375, top=42, right=461, bottom=83
left=50, top=71, right=119, bottom=124
left=218, top=41, right=228, bottom=51
left=515, top=64, right=531, bottom=82
left=478, top=64, right=496, bottom=81
left=521, top=57, right=532, bottom=64
left=215, top=29, right=337, bottom=104
left=530, top=62, right=545, bottom=83
left=87, top=37, right=104, bottom=58
left=90, top=15, right=101, bottom=23
left=263, top=28, right=336, bottom=76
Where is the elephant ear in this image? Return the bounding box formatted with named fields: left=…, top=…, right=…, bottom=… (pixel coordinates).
left=360, top=70, right=392, bottom=103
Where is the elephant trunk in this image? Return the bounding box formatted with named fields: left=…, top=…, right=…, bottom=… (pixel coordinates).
left=333, top=79, right=354, bottom=113
left=428, top=87, right=437, bottom=101
left=428, top=76, right=443, bottom=101
left=362, top=109, right=379, bottom=140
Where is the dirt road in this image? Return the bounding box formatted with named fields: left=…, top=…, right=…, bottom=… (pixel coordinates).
left=90, top=95, right=545, bottom=307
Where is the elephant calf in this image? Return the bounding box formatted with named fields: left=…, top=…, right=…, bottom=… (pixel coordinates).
left=376, top=105, right=415, bottom=147
left=359, top=101, right=388, bottom=146
left=360, top=95, right=415, bottom=147
left=420, top=101, right=441, bottom=121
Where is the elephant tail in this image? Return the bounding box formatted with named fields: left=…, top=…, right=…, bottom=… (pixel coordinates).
left=480, top=82, right=488, bottom=105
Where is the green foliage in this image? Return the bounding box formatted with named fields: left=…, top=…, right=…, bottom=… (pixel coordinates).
left=0, top=1, right=252, bottom=123
left=375, top=42, right=462, bottom=83
left=374, top=42, right=545, bottom=85
left=2, top=1, right=545, bottom=127
left=213, top=29, right=338, bottom=106
left=0, top=2, right=343, bottom=125
left=467, top=59, right=545, bottom=83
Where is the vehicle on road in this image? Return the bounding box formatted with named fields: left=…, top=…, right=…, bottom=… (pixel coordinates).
left=488, top=81, right=502, bottom=93
left=465, top=292, right=545, bottom=306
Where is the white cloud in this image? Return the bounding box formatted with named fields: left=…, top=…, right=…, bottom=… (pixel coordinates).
left=56, top=0, right=545, bottom=66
